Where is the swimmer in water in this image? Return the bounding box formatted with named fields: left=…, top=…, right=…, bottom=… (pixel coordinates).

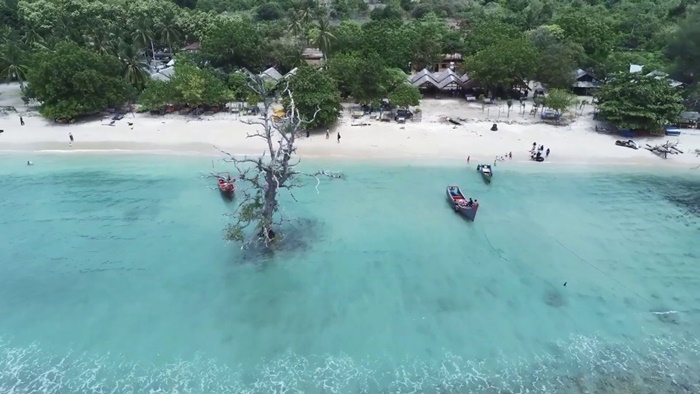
left=27, top=161, right=33, bottom=166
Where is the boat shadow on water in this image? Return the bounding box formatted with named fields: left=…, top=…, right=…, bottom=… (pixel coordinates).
left=219, top=189, right=234, bottom=202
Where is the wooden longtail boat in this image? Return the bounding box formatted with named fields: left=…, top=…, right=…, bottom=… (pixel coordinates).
left=217, top=172, right=235, bottom=199
left=446, top=185, right=478, bottom=221
left=476, top=164, right=492, bottom=183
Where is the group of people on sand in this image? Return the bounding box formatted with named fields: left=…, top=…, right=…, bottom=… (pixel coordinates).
left=531, top=142, right=550, bottom=157
left=466, top=153, right=512, bottom=166
left=494, top=152, right=512, bottom=165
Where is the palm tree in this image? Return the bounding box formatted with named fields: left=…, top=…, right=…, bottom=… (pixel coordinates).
left=314, top=16, right=335, bottom=60
left=132, top=18, right=155, bottom=65
left=283, top=43, right=306, bottom=70
left=158, top=23, right=180, bottom=56
left=21, top=27, right=45, bottom=49
left=0, top=41, right=29, bottom=88
left=117, top=42, right=150, bottom=90
left=287, top=6, right=313, bottom=44
left=286, top=10, right=305, bottom=43
left=88, top=25, right=117, bottom=56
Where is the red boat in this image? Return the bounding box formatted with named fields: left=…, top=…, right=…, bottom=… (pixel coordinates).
left=217, top=173, right=235, bottom=198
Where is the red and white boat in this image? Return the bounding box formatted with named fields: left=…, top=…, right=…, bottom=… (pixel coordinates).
left=217, top=173, right=235, bottom=198
left=446, top=185, right=478, bottom=221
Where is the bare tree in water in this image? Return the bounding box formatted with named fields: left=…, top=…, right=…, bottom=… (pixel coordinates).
left=216, top=77, right=342, bottom=249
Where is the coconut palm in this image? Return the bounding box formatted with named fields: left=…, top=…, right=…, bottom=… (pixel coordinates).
left=88, top=25, right=118, bottom=56
left=132, top=18, right=156, bottom=64
left=158, top=23, right=180, bottom=55
left=283, top=43, right=306, bottom=69
left=0, top=41, right=29, bottom=88
left=286, top=10, right=305, bottom=42
left=287, top=6, right=313, bottom=44
left=314, top=16, right=335, bottom=60
left=21, top=27, right=45, bottom=49
left=118, top=42, right=150, bottom=90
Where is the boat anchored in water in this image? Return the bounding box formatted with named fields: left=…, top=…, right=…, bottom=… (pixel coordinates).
left=216, top=172, right=235, bottom=199
left=446, top=185, right=479, bottom=221
left=476, top=164, right=492, bottom=183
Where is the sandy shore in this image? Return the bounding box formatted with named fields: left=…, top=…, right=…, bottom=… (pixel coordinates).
left=1, top=83, right=699, bottom=169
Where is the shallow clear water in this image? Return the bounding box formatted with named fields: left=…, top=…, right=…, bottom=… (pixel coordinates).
left=0, top=154, right=699, bottom=393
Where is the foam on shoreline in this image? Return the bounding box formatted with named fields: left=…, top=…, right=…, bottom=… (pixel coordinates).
left=1, top=334, right=698, bottom=393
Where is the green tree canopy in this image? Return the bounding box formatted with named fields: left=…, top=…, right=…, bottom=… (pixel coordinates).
left=552, top=6, right=615, bottom=65
left=464, top=35, right=538, bottom=91
left=389, top=83, right=421, bottom=108
left=138, top=58, right=231, bottom=108
left=359, top=19, right=415, bottom=70
left=284, top=66, right=341, bottom=128
left=325, top=52, right=361, bottom=97
left=528, top=25, right=582, bottom=89
left=199, top=15, right=263, bottom=70
left=667, top=7, right=700, bottom=86
left=407, top=13, right=448, bottom=71
left=544, top=88, right=575, bottom=113
left=26, top=41, right=130, bottom=119
left=171, top=60, right=230, bottom=106
left=139, top=79, right=178, bottom=110
left=596, top=72, right=684, bottom=131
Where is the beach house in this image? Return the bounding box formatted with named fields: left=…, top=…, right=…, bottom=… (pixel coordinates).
left=572, top=69, right=601, bottom=96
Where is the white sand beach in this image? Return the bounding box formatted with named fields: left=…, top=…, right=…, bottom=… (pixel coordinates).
left=1, top=83, right=699, bottom=168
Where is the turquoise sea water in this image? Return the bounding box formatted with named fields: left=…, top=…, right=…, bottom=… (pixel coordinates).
left=0, top=153, right=699, bottom=393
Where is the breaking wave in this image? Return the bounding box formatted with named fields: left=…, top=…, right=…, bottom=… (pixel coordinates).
left=2, top=334, right=699, bottom=393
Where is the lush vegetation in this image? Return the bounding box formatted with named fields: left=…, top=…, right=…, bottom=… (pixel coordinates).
left=1, top=0, right=698, bottom=127
left=597, top=73, right=684, bottom=131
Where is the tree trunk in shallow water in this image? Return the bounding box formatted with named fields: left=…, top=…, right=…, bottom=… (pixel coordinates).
left=260, top=170, right=280, bottom=240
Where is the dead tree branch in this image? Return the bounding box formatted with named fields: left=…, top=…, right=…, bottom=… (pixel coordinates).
left=214, top=77, right=342, bottom=250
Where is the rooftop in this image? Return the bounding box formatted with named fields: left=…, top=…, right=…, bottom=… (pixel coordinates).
left=302, top=48, right=323, bottom=59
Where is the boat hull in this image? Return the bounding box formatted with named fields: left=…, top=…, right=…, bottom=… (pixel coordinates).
left=219, top=187, right=234, bottom=200
left=217, top=177, right=235, bottom=200
left=446, top=186, right=478, bottom=221
left=476, top=164, right=492, bottom=183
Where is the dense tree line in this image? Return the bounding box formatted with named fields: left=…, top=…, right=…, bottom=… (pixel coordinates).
left=1, top=0, right=699, bottom=128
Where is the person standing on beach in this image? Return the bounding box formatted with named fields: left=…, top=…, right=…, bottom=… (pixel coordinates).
left=69, top=132, right=74, bottom=147
left=546, top=148, right=550, bottom=158
left=467, top=156, right=470, bottom=164
left=508, top=152, right=512, bottom=159
left=337, top=132, right=341, bottom=143
left=326, top=129, right=330, bottom=139
left=20, top=116, right=24, bottom=126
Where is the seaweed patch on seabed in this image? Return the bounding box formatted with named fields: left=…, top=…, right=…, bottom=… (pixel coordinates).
left=2, top=334, right=699, bottom=393
left=543, top=288, right=567, bottom=308
left=651, top=309, right=681, bottom=325
left=238, top=218, right=325, bottom=265
left=660, top=177, right=700, bottom=221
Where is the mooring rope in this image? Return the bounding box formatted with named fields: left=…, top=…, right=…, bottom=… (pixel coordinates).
left=553, top=239, right=652, bottom=306
left=483, top=231, right=583, bottom=329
